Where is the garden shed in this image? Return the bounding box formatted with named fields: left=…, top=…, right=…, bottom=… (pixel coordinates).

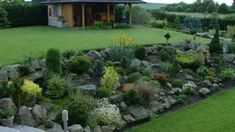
left=41, top=0, right=145, bottom=28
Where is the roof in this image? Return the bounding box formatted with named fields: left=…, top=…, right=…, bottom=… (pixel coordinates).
left=41, top=0, right=145, bottom=4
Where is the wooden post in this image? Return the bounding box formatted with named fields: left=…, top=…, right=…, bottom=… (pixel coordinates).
left=81, top=3, right=85, bottom=28
left=107, top=4, right=110, bottom=22
left=128, top=3, right=132, bottom=25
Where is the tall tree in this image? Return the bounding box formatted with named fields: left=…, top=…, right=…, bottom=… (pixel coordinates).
left=209, top=28, right=222, bottom=54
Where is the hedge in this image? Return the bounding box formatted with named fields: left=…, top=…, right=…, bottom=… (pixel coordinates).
left=1, top=4, right=47, bottom=27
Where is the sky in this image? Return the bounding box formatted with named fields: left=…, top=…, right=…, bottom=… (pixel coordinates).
left=144, top=0, right=233, bottom=6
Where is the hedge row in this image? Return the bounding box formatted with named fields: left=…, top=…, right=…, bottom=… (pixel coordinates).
left=1, top=4, right=47, bottom=27
left=150, top=10, right=235, bottom=30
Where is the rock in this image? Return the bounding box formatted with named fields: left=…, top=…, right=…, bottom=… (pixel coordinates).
left=0, top=98, right=16, bottom=112
left=150, top=101, right=164, bottom=113
left=162, top=101, right=171, bottom=109
left=40, top=103, right=54, bottom=112
left=93, top=126, right=102, bottom=132
left=119, top=101, right=127, bottom=111
left=13, top=125, right=45, bottom=132
left=185, top=74, right=195, bottom=81
left=17, top=106, right=36, bottom=127
left=0, top=126, right=20, bottom=132
left=128, top=106, right=149, bottom=121
left=31, top=59, right=43, bottom=70
left=0, top=71, right=8, bottom=83
left=47, top=123, right=63, bottom=132
left=166, top=83, right=172, bottom=89
left=109, top=95, right=123, bottom=104
left=101, top=126, right=113, bottom=132
left=212, top=83, right=219, bottom=89
left=167, top=97, right=177, bottom=106
left=78, top=84, right=97, bottom=95
left=44, top=120, right=54, bottom=129
left=151, top=64, right=161, bottom=73
left=32, top=105, right=48, bottom=125
left=1, top=64, right=21, bottom=80
left=86, top=50, right=103, bottom=60
left=203, top=80, right=212, bottom=87
left=84, top=126, right=91, bottom=132
left=68, top=124, right=83, bottom=132
left=25, top=71, right=44, bottom=81
left=224, top=54, right=235, bottom=63
left=123, top=114, right=136, bottom=123
left=199, top=88, right=210, bottom=96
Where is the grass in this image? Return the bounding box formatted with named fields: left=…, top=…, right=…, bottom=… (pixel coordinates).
left=0, top=26, right=209, bottom=66
left=135, top=3, right=168, bottom=10
left=127, top=87, right=235, bottom=132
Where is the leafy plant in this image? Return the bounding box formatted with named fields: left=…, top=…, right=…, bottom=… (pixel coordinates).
left=100, top=67, right=120, bottom=95
left=171, top=79, right=184, bottom=88
left=92, top=60, right=104, bottom=77
left=176, top=53, right=200, bottom=70
left=0, top=7, right=10, bottom=28
left=46, top=74, right=69, bottom=99
left=46, top=48, right=62, bottom=74
left=127, top=72, right=141, bottom=83
left=150, top=19, right=167, bottom=28
left=182, top=82, right=197, bottom=95
left=141, top=67, right=153, bottom=79
left=68, top=56, right=91, bottom=74
left=154, top=73, right=167, bottom=84
left=135, top=46, right=146, bottom=60
left=0, top=108, right=14, bottom=119
left=197, top=66, right=209, bottom=78
left=130, top=59, right=141, bottom=72
left=108, top=45, right=135, bottom=61
left=221, top=68, right=235, bottom=81
left=158, top=47, right=176, bottom=62
left=124, top=88, right=142, bottom=106
left=209, top=28, right=222, bottom=54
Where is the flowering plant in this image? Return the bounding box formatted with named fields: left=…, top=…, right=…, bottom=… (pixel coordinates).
left=182, top=81, right=197, bottom=95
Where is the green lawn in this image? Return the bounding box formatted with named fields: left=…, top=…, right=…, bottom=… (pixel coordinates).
left=127, top=87, right=235, bottom=132
left=0, top=26, right=209, bottom=66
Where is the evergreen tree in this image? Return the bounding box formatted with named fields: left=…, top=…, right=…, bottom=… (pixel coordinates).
left=209, top=28, right=222, bottom=54
left=0, top=7, right=9, bottom=28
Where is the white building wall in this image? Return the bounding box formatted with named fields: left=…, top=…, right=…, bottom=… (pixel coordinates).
left=48, top=4, right=65, bottom=28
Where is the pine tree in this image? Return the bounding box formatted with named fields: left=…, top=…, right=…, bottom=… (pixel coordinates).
left=209, top=28, right=222, bottom=54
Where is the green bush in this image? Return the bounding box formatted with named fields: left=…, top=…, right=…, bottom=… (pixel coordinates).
left=176, top=53, right=200, bottom=70
left=100, top=67, right=120, bottom=95
left=209, top=28, right=222, bottom=54
left=96, top=87, right=110, bottom=98
left=150, top=19, right=167, bottom=28
left=0, top=108, right=14, bottom=119
left=197, top=66, right=208, bottom=78
left=68, top=56, right=91, bottom=74
left=158, top=47, right=176, bottom=62
left=92, top=60, right=104, bottom=77
left=221, top=68, right=235, bottom=81
left=120, top=57, right=130, bottom=69
left=0, top=7, right=10, bottom=28
left=135, top=46, right=146, bottom=60
left=132, top=6, right=152, bottom=25
left=130, top=59, right=141, bottom=72
left=46, top=48, right=62, bottom=74
left=108, top=45, right=135, bottom=61
left=124, top=88, right=142, bottom=106
left=94, top=21, right=112, bottom=29
left=127, top=72, right=141, bottom=83
left=46, top=74, right=69, bottom=99
left=141, top=67, right=153, bottom=79
left=171, top=79, right=183, bottom=88
left=114, top=23, right=131, bottom=29
left=228, top=43, right=235, bottom=54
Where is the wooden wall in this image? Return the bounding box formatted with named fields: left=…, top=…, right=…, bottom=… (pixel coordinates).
left=62, top=4, right=74, bottom=27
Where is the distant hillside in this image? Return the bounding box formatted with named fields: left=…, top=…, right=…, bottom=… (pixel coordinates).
left=134, top=3, right=168, bottom=10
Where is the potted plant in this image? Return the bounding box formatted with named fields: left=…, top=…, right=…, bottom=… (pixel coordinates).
left=0, top=108, right=14, bottom=127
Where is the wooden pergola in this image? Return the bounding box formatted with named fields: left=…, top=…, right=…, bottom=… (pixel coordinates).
left=42, top=0, right=145, bottom=28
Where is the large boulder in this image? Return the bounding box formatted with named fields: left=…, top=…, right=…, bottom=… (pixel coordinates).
left=101, top=126, right=113, bottom=132
left=17, top=106, right=36, bottom=127
left=0, top=126, right=20, bottom=132
left=0, top=71, right=8, bottom=83
left=68, top=124, right=83, bottom=132
left=128, top=106, right=149, bottom=121
left=25, top=71, right=44, bottom=81
left=199, top=88, right=210, bottom=96
left=1, top=64, right=21, bottom=80
left=47, top=123, right=63, bottom=132
left=78, top=84, right=97, bottom=95
left=224, top=54, right=235, bottom=63
left=13, top=125, right=45, bottom=132
left=0, top=98, right=16, bottom=112
left=93, top=126, right=102, bottom=132
left=109, top=95, right=123, bottom=104
left=32, top=105, right=48, bottom=125
left=150, top=64, right=160, bottom=73
left=86, top=50, right=103, bottom=60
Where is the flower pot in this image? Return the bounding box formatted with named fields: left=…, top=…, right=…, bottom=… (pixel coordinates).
left=0, top=116, right=14, bottom=127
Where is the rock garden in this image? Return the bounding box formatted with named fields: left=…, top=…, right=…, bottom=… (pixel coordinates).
left=0, top=31, right=235, bottom=132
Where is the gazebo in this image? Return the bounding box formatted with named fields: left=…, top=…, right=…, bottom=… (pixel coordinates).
left=41, top=0, right=145, bottom=28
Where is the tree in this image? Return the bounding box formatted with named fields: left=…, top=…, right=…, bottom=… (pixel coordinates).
left=46, top=48, right=62, bottom=75
left=132, top=6, right=152, bottom=25
left=164, top=33, right=171, bottom=44
left=227, top=25, right=235, bottom=41
left=209, top=28, right=222, bottom=54
left=0, top=7, right=9, bottom=28
left=218, top=3, right=230, bottom=14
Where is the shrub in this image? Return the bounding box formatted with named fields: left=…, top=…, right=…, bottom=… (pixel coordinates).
left=66, top=92, right=97, bottom=126
left=176, top=53, right=200, bottom=71
left=154, top=73, right=167, bottom=84
left=112, top=33, right=136, bottom=47
left=197, top=66, right=208, bottom=78
left=94, top=21, right=112, bottom=29
left=130, top=59, right=141, bottom=72
left=114, top=23, right=131, bottom=29
left=171, top=79, right=183, bottom=88
left=0, top=7, right=10, bottom=28
left=135, top=46, right=146, bottom=60
left=96, top=87, right=111, bottom=98
left=176, top=94, right=189, bottom=105
left=108, top=45, right=135, bottom=61
left=89, top=98, right=124, bottom=128
left=127, top=72, right=141, bottom=83
left=120, top=57, right=130, bottom=69
left=141, top=67, right=153, bottom=79
left=182, top=82, right=197, bottom=95
left=101, top=67, right=120, bottom=95
left=0, top=108, right=14, bottom=119
left=132, top=6, right=152, bottom=25
left=209, top=28, right=222, bottom=54
left=205, top=76, right=215, bottom=82
left=68, top=56, right=91, bottom=74
left=21, top=79, right=42, bottom=105
left=46, top=74, right=69, bottom=99
left=92, top=60, right=104, bottom=77
left=228, top=43, right=235, bottom=54
left=150, top=19, right=167, bottom=28
left=158, top=47, right=176, bottom=62
left=135, top=81, right=158, bottom=103
left=124, top=88, right=142, bottom=106
left=221, top=68, right=235, bottom=81
left=164, top=33, right=171, bottom=44
left=160, top=62, right=174, bottom=74
left=46, top=48, right=62, bottom=74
